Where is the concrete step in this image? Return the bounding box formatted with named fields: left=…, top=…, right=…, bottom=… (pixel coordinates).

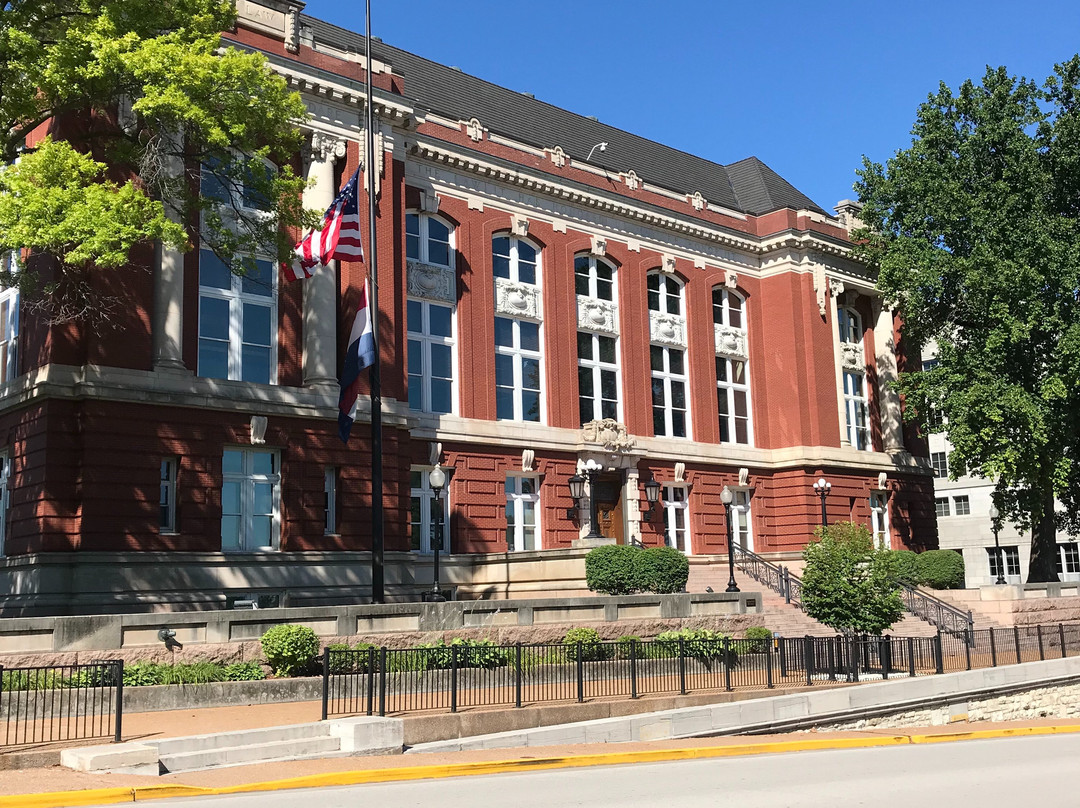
left=158, top=735, right=343, bottom=773
left=150, top=722, right=331, bottom=756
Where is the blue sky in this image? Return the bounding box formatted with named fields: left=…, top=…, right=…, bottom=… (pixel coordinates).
left=302, top=1, right=1080, bottom=213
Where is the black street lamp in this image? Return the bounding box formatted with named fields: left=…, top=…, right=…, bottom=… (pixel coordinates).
left=424, top=465, right=448, bottom=602
left=642, top=476, right=661, bottom=521
left=990, top=504, right=1006, bottom=585
left=567, top=469, right=604, bottom=539
left=812, top=477, right=831, bottom=529
left=721, top=486, right=739, bottom=593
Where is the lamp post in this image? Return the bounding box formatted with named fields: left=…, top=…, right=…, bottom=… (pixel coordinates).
left=424, top=465, right=448, bottom=602
left=567, top=469, right=604, bottom=539
left=721, top=486, right=739, bottom=593
left=812, top=477, right=831, bottom=529
left=989, top=504, right=1006, bottom=585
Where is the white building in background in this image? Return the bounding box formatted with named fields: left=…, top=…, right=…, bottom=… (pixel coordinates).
left=924, top=355, right=1080, bottom=585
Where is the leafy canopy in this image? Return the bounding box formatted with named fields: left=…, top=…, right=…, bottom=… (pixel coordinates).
left=0, top=0, right=314, bottom=322
left=854, top=58, right=1080, bottom=581
left=800, top=522, right=904, bottom=636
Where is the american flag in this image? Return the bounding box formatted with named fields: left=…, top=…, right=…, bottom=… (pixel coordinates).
left=283, top=167, right=364, bottom=282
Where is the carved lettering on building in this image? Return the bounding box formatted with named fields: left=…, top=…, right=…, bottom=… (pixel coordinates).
left=238, top=1, right=286, bottom=34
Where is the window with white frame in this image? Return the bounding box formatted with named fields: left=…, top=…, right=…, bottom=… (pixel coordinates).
left=221, top=449, right=280, bottom=552
left=935, top=497, right=950, bottom=518
left=1057, top=543, right=1080, bottom=580
left=407, top=299, right=455, bottom=414
left=410, top=468, right=451, bottom=554
left=843, top=370, right=870, bottom=450
left=493, top=235, right=537, bottom=285
left=953, top=495, right=970, bottom=516
left=505, top=474, right=540, bottom=552
left=578, top=332, right=619, bottom=424
left=838, top=306, right=862, bottom=345
left=0, top=286, right=18, bottom=384
left=0, top=452, right=9, bottom=556
left=324, top=467, right=337, bottom=535
left=406, top=212, right=452, bottom=267
left=731, top=489, right=753, bottom=553
left=574, top=255, right=614, bottom=301
left=931, top=452, right=948, bottom=478
left=713, top=287, right=751, bottom=444
left=870, top=491, right=890, bottom=548
left=987, top=546, right=1020, bottom=581
left=663, top=484, right=691, bottom=554
left=647, top=272, right=683, bottom=315
left=160, top=458, right=178, bottom=534
left=495, top=317, right=542, bottom=422
left=652, top=346, right=688, bottom=438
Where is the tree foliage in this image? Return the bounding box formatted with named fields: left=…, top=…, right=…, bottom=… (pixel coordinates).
left=800, top=522, right=904, bottom=636
left=854, top=58, right=1080, bottom=581
left=0, top=0, right=313, bottom=323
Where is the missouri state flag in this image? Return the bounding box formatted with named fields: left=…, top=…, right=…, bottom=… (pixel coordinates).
left=338, top=279, right=376, bottom=443
left=283, top=167, right=364, bottom=282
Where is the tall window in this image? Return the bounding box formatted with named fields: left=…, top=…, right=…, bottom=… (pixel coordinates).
left=652, top=346, right=688, bottom=437
left=406, top=212, right=452, bottom=267
left=408, top=300, right=455, bottom=414
left=931, top=452, right=948, bottom=478
left=843, top=371, right=870, bottom=450
left=0, top=452, right=9, bottom=556
left=160, top=459, right=178, bottom=534
left=578, top=332, right=619, bottom=424
left=713, top=288, right=751, bottom=445
left=870, top=491, right=889, bottom=548
left=493, top=235, right=542, bottom=423
left=0, top=286, right=18, bottom=384
left=505, top=475, right=540, bottom=552
left=198, top=251, right=276, bottom=383
left=410, top=468, right=450, bottom=554
left=988, top=546, right=1020, bottom=581
left=574, top=255, right=614, bottom=301
left=838, top=306, right=862, bottom=344
left=663, top=484, right=691, bottom=554
left=324, top=467, right=337, bottom=535
left=731, top=489, right=753, bottom=552
left=221, top=449, right=279, bottom=552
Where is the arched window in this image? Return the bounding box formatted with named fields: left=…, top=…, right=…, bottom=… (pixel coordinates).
left=493, top=236, right=542, bottom=422
left=839, top=307, right=869, bottom=450
left=574, top=254, right=614, bottom=301
left=838, top=306, right=862, bottom=345
left=406, top=212, right=456, bottom=414
left=575, top=254, right=619, bottom=424
left=713, top=287, right=751, bottom=445
left=648, top=271, right=688, bottom=438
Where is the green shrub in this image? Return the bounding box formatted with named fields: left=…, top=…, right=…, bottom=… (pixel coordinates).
left=916, top=549, right=966, bottom=589
left=326, top=642, right=358, bottom=674
left=585, top=545, right=640, bottom=595
left=564, top=627, right=612, bottom=661
left=260, top=624, right=320, bottom=677
left=888, top=550, right=920, bottom=586
left=444, top=638, right=508, bottom=669
left=635, top=546, right=690, bottom=594
left=221, top=661, right=266, bottom=681
left=655, top=628, right=738, bottom=666
left=740, top=626, right=773, bottom=653
left=615, top=635, right=642, bottom=659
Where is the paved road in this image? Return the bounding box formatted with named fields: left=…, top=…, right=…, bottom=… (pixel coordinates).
left=119, top=733, right=1080, bottom=807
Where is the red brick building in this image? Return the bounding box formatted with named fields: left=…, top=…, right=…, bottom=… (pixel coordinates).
left=0, top=1, right=936, bottom=614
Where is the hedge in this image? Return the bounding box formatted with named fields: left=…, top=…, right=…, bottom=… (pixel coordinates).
left=584, top=544, right=689, bottom=595
left=260, top=624, right=320, bottom=677
left=888, top=549, right=920, bottom=586
left=916, top=549, right=966, bottom=589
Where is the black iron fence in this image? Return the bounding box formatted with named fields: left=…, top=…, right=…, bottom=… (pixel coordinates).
left=0, top=660, right=123, bottom=747
left=323, top=624, right=1080, bottom=719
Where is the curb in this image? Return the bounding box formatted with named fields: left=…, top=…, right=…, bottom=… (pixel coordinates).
left=5, top=723, right=1080, bottom=807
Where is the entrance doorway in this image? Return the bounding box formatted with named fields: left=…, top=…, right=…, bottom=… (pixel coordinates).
left=592, top=473, right=625, bottom=545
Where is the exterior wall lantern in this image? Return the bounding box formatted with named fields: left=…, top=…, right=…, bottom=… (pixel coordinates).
left=642, top=476, right=661, bottom=521
left=566, top=473, right=586, bottom=519
left=566, top=470, right=603, bottom=539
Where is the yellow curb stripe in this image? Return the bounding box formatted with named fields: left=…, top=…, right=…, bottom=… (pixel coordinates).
left=908, top=723, right=1080, bottom=745
left=0, top=787, right=135, bottom=808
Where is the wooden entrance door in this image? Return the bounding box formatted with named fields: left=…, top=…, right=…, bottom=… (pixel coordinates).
left=593, top=474, right=624, bottom=545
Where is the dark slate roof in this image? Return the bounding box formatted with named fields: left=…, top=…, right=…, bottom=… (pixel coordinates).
left=299, top=15, right=829, bottom=218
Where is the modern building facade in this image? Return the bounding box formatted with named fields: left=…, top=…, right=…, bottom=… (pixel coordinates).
left=0, top=0, right=938, bottom=614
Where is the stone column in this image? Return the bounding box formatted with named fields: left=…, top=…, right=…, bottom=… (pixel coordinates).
left=152, top=136, right=187, bottom=372
left=302, top=132, right=347, bottom=387
left=873, top=299, right=906, bottom=453
left=828, top=279, right=850, bottom=448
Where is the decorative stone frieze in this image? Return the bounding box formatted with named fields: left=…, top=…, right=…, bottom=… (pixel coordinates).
left=407, top=260, right=456, bottom=305
left=841, top=342, right=864, bottom=371
left=581, top=419, right=635, bottom=452
left=495, top=278, right=541, bottom=321
left=649, top=311, right=687, bottom=348
left=590, top=235, right=607, bottom=257
left=714, top=324, right=748, bottom=359
left=576, top=296, right=619, bottom=336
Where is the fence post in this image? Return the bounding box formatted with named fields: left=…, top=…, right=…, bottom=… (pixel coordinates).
left=778, top=638, right=788, bottom=679
left=113, top=660, right=124, bottom=744
left=826, top=636, right=837, bottom=681
left=907, top=637, right=915, bottom=678
left=990, top=629, right=998, bottom=667
left=629, top=640, right=638, bottom=699
left=366, top=648, right=375, bottom=716
left=881, top=638, right=890, bottom=680
left=1037, top=625, right=1045, bottom=661
left=378, top=648, right=387, bottom=717
left=849, top=637, right=859, bottom=683
left=1061, top=624, right=1068, bottom=659
left=450, top=645, right=459, bottom=714
left=320, top=647, right=330, bottom=721
left=804, top=636, right=813, bottom=686
left=783, top=567, right=791, bottom=604
left=515, top=644, right=523, bottom=708
left=723, top=637, right=733, bottom=692
left=964, top=629, right=972, bottom=671
left=678, top=637, right=687, bottom=695
left=933, top=631, right=944, bottom=675
left=576, top=642, right=585, bottom=703
left=1013, top=625, right=1022, bottom=665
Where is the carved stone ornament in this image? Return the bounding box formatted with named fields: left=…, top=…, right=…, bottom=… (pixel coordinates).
left=511, top=213, right=530, bottom=238
left=814, top=264, right=827, bottom=316
left=725, top=270, right=738, bottom=289
left=576, top=296, right=619, bottom=336
left=285, top=5, right=300, bottom=52
left=674, top=462, right=686, bottom=483
left=590, top=235, right=607, bottom=257
left=661, top=254, right=677, bottom=275
left=419, top=191, right=440, bottom=213
left=581, top=419, right=636, bottom=452
left=407, top=260, right=456, bottom=305
left=495, top=277, right=541, bottom=321
left=249, top=415, right=267, bottom=446
left=649, top=311, right=687, bottom=348
left=429, top=442, right=443, bottom=466
left=522, top=448, right=535, bottom=473
left=550, top=146, right=566, bottom=168
left=829, top=278, right=846, bottom=298
left=841, top=342, right=865, bottom=371
left=466, top=117, right=483, bottom=142
left=624, top=170, right=640, bottom=191
left=714, top=324, right=748, bottom=359
left=310, top=131, right=347, bottom=164
left=878, top=472, right=888, bottom=491
left=691, top=191, right=706, bottom=211
left=739, top=467, right=749, bottom=487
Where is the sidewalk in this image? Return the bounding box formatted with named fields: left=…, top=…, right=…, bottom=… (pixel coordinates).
left=3, top=716, right=1080, bottom=799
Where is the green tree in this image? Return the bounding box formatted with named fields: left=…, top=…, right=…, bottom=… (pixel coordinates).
left=800, top=522, right=904, bottom=635
left=854, top=58, right=1080, bottom=582
left=0, top=1, right=313, bottom=323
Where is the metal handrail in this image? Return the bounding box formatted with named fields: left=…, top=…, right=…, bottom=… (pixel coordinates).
left=732, top=545, right=799, bottom=606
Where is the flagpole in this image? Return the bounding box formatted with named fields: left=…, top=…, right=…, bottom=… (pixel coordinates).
left=364, top=0, right=385, bottom=604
